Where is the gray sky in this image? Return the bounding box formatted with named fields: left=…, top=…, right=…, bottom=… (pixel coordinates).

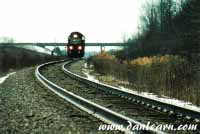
left=0, top=0, right=142, bottom=43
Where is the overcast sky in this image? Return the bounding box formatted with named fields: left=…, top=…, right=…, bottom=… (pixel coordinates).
left=0, top=0, right=142, bottom=43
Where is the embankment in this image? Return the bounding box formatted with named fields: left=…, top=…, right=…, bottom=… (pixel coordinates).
left=0, top=46, right=63, bottom=75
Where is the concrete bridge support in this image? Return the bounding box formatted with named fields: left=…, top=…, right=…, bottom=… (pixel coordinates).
left=100, top=45, right=106, bottom=53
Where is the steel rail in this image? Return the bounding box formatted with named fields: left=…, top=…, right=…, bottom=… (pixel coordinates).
left=62, top=60, right=200, bottom=122
left=35, top=60, right=163, bottom=134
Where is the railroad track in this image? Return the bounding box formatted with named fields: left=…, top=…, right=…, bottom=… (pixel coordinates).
left=36, top=59, right=164, bottom=134
left=63, top=60, right=200, bottom=133
left=63, top=60, right=200, bottom=122
left=36, top=59, right=200, bottom=134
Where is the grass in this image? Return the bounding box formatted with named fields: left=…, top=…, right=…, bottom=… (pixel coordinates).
left=88, top=52, right=200, bottom=105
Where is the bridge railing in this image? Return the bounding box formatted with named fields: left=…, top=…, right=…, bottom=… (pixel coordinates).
left=0, top=43, right=129, bottom=47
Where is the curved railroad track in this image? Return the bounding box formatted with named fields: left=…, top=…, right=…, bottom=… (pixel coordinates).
left=36, top=59, right=200, bottom=134
left=36, top=59, right=162, bottom=134
left=63, top=60, right=200, bottom=121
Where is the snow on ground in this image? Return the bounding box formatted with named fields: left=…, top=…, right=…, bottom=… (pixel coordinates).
left=82, top=63, right=99, bottom=83
left=119, top=86, right=200, bottom=112
left=82, top=63, right=200, bottom=112
left=83, top=72, right=99, bottom=83
left=16, top=45, right=52, bottom=55
left=0, top=72, right=16, bottom=84
left=84, top=63, right=87, bottom=69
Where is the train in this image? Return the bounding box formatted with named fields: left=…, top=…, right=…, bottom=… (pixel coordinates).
left=67, top=32, right=85, bottom=58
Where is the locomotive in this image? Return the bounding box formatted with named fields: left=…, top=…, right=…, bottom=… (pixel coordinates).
left=67, top=32, right=85, bottom=58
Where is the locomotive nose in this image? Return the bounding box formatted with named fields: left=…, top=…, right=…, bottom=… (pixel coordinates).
left=67, top=32, right=85, bottom=58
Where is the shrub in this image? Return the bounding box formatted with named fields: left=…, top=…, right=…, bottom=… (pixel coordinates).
left=89, top=53, right=198, bottom=104
left=92, top=52, right=117, bottom=75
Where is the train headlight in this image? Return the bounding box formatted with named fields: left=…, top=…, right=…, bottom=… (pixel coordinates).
left=69, top=46, right=73, bottom=50
left=73, top=34, right=78, bottom=38
left=77, top=45, right=82, bottom=50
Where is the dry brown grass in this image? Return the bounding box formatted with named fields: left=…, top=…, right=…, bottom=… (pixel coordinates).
left=89, top=52, right=199, bottom=105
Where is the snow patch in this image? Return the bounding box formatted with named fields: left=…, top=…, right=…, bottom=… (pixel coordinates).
left=83, top=71, right=99, bottom=83
left=82, top=62, right=200, bottom=112
left=119, top=86, right=200, bottom=112
left=82, top=63, right=99, bottom=83
left=84, top=63, right=88, bottom=69
left=0, top=72, right=16, bottom=84
left=16, top=45, right=52, bottom=55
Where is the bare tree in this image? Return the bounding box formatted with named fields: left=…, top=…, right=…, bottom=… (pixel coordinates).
left=0, top=37, right=15, bottom=43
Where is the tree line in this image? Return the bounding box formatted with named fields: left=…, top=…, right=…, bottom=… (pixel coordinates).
left=117, top=0, right=199, bottom=64
left=89, top=0, right=200, bottom=103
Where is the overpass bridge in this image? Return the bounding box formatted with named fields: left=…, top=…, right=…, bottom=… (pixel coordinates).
left=0, top=42, right=126, bottom=46
left=0, top=42, right=129, bottom=53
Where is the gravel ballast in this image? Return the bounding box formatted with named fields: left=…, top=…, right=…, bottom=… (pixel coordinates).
left=0, top=65, right=116, bottom=134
